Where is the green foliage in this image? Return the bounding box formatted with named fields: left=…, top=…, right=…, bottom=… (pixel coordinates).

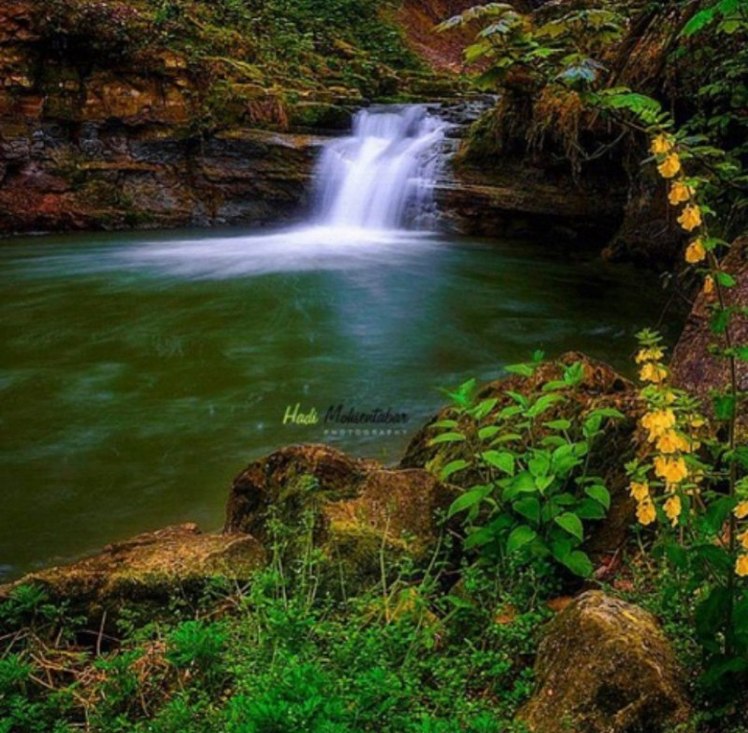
left=436, top=1, right=625, bottom=92
left=431, top=358, right=622, bottom=580
left=0, top=562, right=541, bottom=732
left=167, top=620, right=228, bottom=680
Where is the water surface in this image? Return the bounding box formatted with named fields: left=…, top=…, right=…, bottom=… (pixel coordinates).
left=0, top=226, right=673, bottom=579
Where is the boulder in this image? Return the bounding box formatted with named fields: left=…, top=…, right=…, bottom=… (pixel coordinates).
left=517, top=591, right=691, bottom=733
left=400, top=353, right=639, bottom=562
left=0, top=524, right=265, bottom=627
left=225, top=444, right=458, bottom=591
left=671, top=235, right=748, bottom=433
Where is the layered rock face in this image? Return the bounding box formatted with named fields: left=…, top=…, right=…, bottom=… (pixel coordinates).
left=0, top=1, right=366, bottom=233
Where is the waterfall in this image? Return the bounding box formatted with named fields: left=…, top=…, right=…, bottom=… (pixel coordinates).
left=314, top=106, right=446, bottom=231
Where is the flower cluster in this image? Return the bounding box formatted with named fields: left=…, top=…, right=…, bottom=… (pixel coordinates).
left=627, top=331, right=705, bottom=531
left=649, top=134, right=708, bottom=267
left=649, top=131, right=748, bottom=577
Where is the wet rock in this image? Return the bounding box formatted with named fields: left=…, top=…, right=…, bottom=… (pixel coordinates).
left=0, top=524, right=265, bottom=625
left=671, top=235, right=748, bottom=433
left=435, top=162, right=624, bottom=241
left=517, top=591, right=691, bottom=733
left=400, top=353, right=639, bottom=561
left=225, top=444, right=457, bottom=591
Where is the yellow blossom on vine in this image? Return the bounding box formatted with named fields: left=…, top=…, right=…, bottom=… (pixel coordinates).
left=664, top=495, right=682, bottom=526
left=685, top=239, right=706, bottom=264
left=736, top=554, right=748, bottom=577
left=678, top=205, right=702, bottom=232
left=735, top=501, right=748, bottom=520
left=703, top=275, right=714, bottom=295
left=630, top=481, right=650, bottom=502
left=640, top=362, right=668, bottom=383
left=668, top=181, right=694, bottom=205
left=650, top=134, right=673, bottom=155
left=637, top=499, right=657, bottom=526
left=740, top=530, right=748, bottom=550
left=658, top=153, right=681, bottom=179
left=654, top=455, right=688, bottom=484
left=656, top=430, right=691, bottom=454
left=635, top=347, right=664, bottom=364
left=690, top=415, right=705, bottom=429
left=641, top=409, right=676, bottom=441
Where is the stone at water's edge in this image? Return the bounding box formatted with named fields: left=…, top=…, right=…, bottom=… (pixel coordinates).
left=0, top=524, right=265, bottom=627
left=400, top=352, right=640, bottom=563
left=225, top=444, right=459, bottom=591
left=671, top=235, right=748, bottom=434
left=517, top=591, right=691, bottom=733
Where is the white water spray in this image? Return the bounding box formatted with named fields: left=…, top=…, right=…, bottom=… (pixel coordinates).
left=314, top=106, right=446, bottom=231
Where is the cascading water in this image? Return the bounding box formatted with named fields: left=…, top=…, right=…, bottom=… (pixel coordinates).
left=314, top=106, right=447, bottom=231
left=94, top=106, right=450, bottom=279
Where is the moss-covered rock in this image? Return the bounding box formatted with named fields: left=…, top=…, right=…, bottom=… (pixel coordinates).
left=517, top=591, right=691, bottom=733
left=0, top=524, right=265, bottom=627
left=225, top=444, right=458, bottom=593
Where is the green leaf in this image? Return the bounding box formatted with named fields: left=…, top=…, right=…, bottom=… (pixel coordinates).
left=575, top=498, right=607, bottom=520
left=716, top=272, right=736, bottom=288
left=478, top=425, right=501, bottom=441
left=555, top=512, right=584, bottom=541
left=528, top=451, right=551, bottom=477
left=447, top=485, right=493, bottom=518
left=559, top=550, right=594, bottom=577
left=431, top=419, right=458, bottom=429
left=526, top=393, right=564, bottom=418
left=481, top=450, right=516, bottom=475
left=712, top=393, right=736, bottom=421
left=710, top=308, right=731, bottom=335
left=506, top=525, right=538, bottom=553
left=585, top=485, right=611, bottom=510
left=513, top=497, right=541, bottom=524
left=545, top=419, right=571, bottom=431
left=429, top=432, right=466, bottom=446
left=471, top=398, right=498, bottom=420
left=439, top=459, right=470, bottom=481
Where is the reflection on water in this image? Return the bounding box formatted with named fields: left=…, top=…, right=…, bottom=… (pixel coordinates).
left=0, top=226, right=674, bottom=579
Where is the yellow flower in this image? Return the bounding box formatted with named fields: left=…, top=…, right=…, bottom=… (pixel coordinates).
left=664, top=495, right=682, bottom=526
left=640, top=362, right=668, bottom=384
left=736, top=554, right=748, bottom=577
left=630, top=481, right=650, bottom=502
left=704, top=275, right=714, bottom=295
left=678, top=205, right=702, bottom=232
left=637, top=499, right=657, bottom=526
left=641, top=409, right=676, bottom=441
left=656, top=431, right=691, bottom=454
left=654, top=455, right=688, bottom=484
left=685, top=239, right=706, bottom=264
left=650, top=134, right=673, bottom=155
left=735, top=501, right=748, bottom=520
left=635, top=347, right=664, bottom=364
left=668, top=181, right=693, bottom=206
left=740, top=530, right=748, bottom=550
left=690, top=415, right=706, bottom=429
left=658, top=153, right=681, bottom=179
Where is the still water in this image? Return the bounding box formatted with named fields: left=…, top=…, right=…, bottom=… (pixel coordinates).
left=0, top=226, right=673, bottom=579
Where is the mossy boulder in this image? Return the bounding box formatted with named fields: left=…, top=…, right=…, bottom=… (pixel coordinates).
left=400, top=353, right=640, bottom=562
left=225, top=444, right=458, bottom=592
left=0, top=524, right=265, bottom=626
left=517, top=591, right=691, bottom=733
